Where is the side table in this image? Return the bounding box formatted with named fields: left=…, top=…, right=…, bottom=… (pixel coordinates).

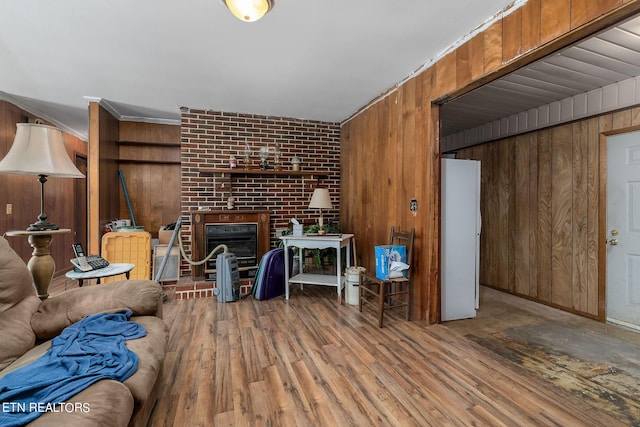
left=5, top=228, right=71, bottom=300
left=65, top=263, right=135, bottom=287
left=280, top=233, right=354, bottom=302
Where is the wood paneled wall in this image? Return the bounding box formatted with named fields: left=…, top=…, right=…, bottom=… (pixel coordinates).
left=118, top=122, right=181, bottom=235
left=459, top=107, right=640, bottom=319
left=0, top=100, right=87, bottom=274
left=341, top=0, right=640, bottom=322
left=88, top=104, right=181, bottom=255
left=341, top=72, right=435, bottom=321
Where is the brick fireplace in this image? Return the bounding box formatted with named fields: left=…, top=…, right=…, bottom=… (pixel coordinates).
left=177, top=109, right=341, bottom=298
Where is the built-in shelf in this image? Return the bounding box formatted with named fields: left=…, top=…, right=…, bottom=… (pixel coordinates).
left=118, top=159, right=181, bottom=165
left=199, top=167, right=327, bottom=178
left=116, top=140, right=181, bottom=165
left=117, top=140, right=181, bottom=148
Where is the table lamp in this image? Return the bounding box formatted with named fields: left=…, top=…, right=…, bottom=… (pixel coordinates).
left=0, top=123, right=85, bottom=231
left=308, top=188, right=333, bottom=235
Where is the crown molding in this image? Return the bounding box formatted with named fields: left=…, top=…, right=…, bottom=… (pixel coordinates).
left=84, top=96, right=180, bottom=126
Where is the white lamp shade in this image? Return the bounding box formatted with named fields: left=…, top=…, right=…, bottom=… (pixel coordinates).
left=223, top=0, right=274, bottom=22
left=308, top=188, right=333, bottom=210
left=0, top=123, right=85, bottom=178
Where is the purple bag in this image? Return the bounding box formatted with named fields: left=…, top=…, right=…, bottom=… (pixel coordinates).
left=253, top=248, right=293, bottom=300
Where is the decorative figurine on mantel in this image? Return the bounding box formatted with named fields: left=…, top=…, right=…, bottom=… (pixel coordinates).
left=274, top=142, right=281, bottom=170
left=259, top=146, right=269, bottom=170
left=291, top=156, right=301, bottom=171
left=244, top=141, right=252, bottom=167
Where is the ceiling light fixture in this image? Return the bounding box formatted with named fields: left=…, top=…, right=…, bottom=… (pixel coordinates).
left=222, top=0, right=274, bottom=22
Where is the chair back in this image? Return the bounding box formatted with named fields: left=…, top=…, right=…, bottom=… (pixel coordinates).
left=389, top=227, right=415, bottom=279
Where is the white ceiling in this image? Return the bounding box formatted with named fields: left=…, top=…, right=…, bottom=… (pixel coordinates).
left=0, top=0, right=518, bottom=140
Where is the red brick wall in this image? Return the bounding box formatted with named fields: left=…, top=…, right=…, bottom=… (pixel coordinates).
left=180, top=109, right=341, bottom=274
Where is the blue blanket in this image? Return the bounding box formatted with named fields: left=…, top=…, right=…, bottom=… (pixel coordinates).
left=0, top=310, right=146, bottom=426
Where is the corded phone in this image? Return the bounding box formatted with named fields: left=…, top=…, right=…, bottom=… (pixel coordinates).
left=71, top=243, right=110, bottom=272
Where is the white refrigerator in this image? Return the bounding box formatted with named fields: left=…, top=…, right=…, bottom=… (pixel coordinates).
left=441, top=158, right=481, bottom=321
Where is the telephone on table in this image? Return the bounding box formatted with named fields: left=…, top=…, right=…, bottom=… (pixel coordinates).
left=71, top=243, right=110, bottom=272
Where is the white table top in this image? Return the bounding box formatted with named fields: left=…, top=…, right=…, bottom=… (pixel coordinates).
left=280, top=233, right=354, bottom=242
left=65, top=263, right=135, bottom=280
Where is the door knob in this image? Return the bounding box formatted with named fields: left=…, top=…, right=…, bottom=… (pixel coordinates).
left=608, top=238, right=619, bottom=246
left=611, top=229, right=619, bottom=236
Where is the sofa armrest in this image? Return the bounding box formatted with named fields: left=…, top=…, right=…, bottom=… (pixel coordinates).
left=31, top=280, right=162, bottom=340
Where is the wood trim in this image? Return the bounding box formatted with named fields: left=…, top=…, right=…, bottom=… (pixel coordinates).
left=598, top=132, right=607, bottom=322
left=87, top=102, right=100, bottom=255
left=431, top=103, right=441, bottom=324
left=118, top=159, right=181, bottom=165
left=599, top=124, right=640, bottom=137
left=117, top=140, right=181, bottom=147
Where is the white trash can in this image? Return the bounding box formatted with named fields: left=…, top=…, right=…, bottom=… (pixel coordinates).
left=345, top=266, right=366, bottom=305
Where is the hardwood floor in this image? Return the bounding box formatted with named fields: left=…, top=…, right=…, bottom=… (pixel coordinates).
left=49, top=277, right=637, bottom=425
left=152, top=285, right=630, bottom=426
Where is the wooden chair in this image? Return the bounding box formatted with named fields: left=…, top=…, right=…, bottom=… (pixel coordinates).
left=359, top=227, right=415, bottom=327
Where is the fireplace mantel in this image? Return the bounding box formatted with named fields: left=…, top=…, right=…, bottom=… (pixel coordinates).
left=190, top=210, right=270, bottom=280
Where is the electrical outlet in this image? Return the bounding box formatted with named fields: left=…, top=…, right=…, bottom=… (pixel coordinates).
left=5, top=204, right=11, bottom=215
left=410, top=199, right=418, bottom=213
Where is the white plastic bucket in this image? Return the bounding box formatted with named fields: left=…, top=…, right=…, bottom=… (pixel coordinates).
left=345, top=266, right=365, bottom=305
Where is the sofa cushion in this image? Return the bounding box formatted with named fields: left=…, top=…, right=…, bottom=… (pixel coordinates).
left=0, top=236, right=36, bottom=314
left=123, top=316, right=169, bottom=409
left=27, top=379, right=134, bottom=427
left=31, top=280, right=162, bottom=340
left=0, top=340, right=51, bottom=379
left=0, top=296, right=41, bottom=370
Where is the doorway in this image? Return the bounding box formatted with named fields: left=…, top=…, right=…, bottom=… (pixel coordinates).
left=606, top=131, right=640, bottom=330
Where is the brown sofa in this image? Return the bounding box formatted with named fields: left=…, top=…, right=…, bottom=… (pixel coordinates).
left=0, top=236, right=168, bottom=427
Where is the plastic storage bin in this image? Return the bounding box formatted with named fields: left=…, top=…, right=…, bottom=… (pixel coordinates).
left=101, top=231, right=152, bottom=282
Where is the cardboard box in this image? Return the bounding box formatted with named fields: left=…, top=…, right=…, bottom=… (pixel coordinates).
left=375, top=245, right=407, bottom=280
left=159, top=229, right=174, bottom=244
